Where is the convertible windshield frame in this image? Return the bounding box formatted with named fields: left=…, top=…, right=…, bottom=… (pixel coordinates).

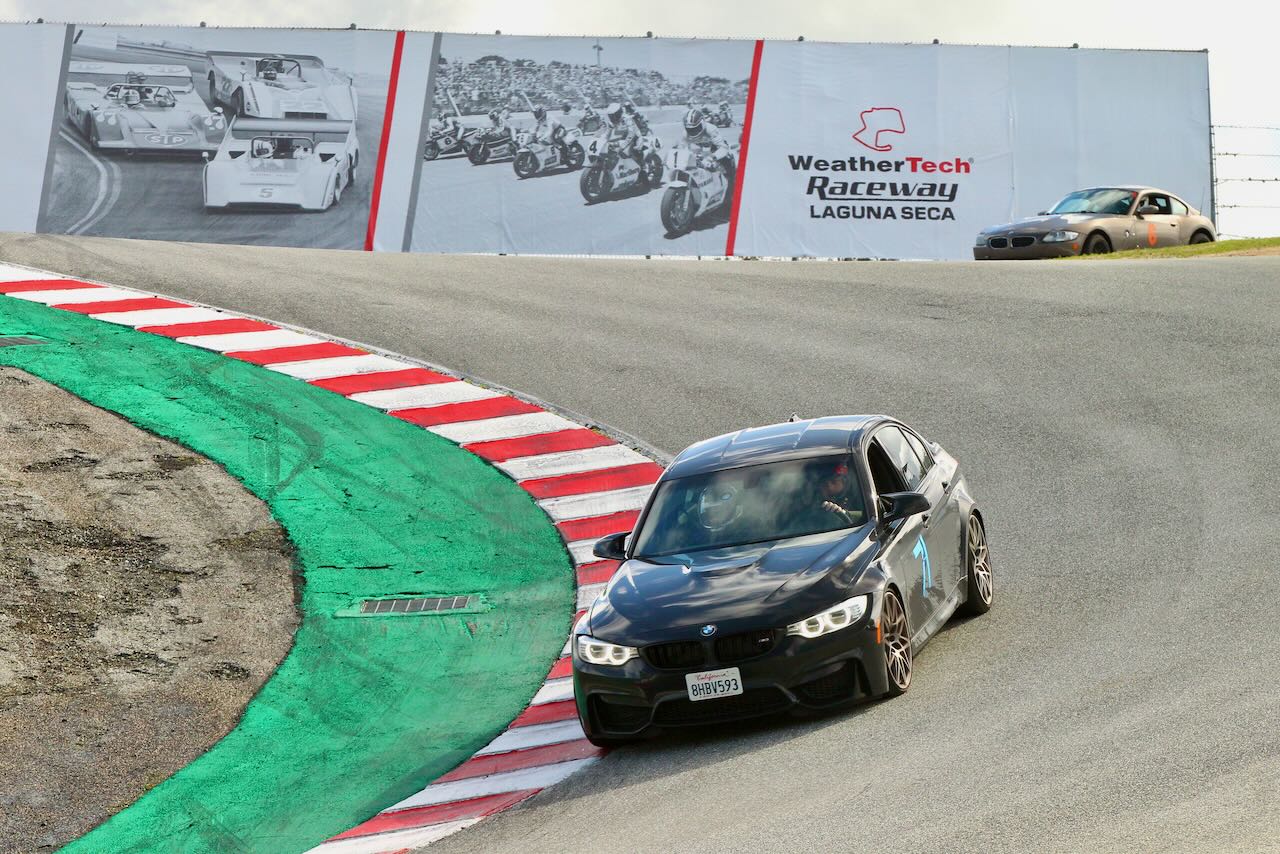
left=630, top=453, right=866, bottom=559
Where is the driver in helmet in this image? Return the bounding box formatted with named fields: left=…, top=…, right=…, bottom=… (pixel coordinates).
left=122, top=87, right=142, bottom=108
left=682, top=107, right=736, bottom=191
left=797, top=460, right=860, bottom=529
left=717, top=100, right=733, bottom=125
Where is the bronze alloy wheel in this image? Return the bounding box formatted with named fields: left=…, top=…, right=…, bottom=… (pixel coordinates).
left=881, top=590, right=912, bottom=696
left=959, top=514, right=993, bottom=616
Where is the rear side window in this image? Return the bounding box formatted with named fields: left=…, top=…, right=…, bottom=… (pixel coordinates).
left=875, top=426, right=924, bottom=490
left=902, top=429, right=935, bottom=476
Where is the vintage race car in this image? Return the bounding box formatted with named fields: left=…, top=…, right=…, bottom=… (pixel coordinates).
left=203, top=117, right=358, bottom=211
left=206, top=52, right=357, bottom=121
left=63, top=61, right=225, bottom=154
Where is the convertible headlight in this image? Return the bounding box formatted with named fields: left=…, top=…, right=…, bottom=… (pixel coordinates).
left=975, top=233, right=990, bottom=247
left=786, top=594, right=869, bottom=639
left=1041, top=230, right=1079, bottom=243
left=576, top=635, right=638, bottom=666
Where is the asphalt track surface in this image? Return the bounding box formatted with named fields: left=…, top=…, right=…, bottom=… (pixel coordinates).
left=4, top=233, right=1279, bottom=854
left=44, top=46, right=386, bottom=250
left=413, top=108, right=743, bottom=256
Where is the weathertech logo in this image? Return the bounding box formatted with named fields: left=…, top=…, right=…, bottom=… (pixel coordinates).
left=786, top=107, right=974, bottom=223
left=852, top=107, right=905, bottom=152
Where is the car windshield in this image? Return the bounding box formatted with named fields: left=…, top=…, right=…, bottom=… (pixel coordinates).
left=631, top=455, right=866, bottom=558
left=1049, top=188, right=1137, bottom=215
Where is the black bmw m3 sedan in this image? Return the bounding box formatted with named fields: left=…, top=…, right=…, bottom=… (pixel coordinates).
left=572, top=415, right=993, bottom=746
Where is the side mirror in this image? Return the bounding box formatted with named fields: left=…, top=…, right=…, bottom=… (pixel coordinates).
left=592, top=531, right=629, bottom=561
left=1137, top=205, right=1160, bottom=217
left=878, top=491, right=930, bottom=525
left=1037, top=210, right=1048, bottom=216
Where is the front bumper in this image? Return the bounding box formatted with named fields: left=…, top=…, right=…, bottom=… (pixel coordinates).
left=973, top=236, right=1079, bottom=260
left=573, top=619, right=888, bottom=739
left=94, top=133, right=218, bottom=154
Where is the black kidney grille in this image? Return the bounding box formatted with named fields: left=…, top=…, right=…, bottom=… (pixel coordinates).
left=714, top=629, right=778, bottom=664
left=1011, top=235, right=1036, bottom=247
left=643, top=641, right=706, bottom=669
left=988, top=237, right=1008, bottom=248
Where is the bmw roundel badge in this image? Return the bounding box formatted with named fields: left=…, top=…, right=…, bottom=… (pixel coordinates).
left=700, top=624, right=717, bottom=637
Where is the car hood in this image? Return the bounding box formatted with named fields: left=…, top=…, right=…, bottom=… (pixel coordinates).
left=983, top=212, right=1111, bottom=234
left=587, top=527, right=874, bottom=646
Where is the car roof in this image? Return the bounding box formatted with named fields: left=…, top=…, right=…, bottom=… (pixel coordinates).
left=1076, top=185, right=1167, bottom=194
left=663, top=415, right=887, bottom=479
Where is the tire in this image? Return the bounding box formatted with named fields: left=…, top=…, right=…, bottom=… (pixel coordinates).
left=423, top=140, right=439, bottom=161
left=1083, top=232, right=1112, bottom=255
left=566, top=141, right=585, bottom=170
left=660, top=186, right=695, bottom=236
left=1190, top=230, right=1213, bottom=245
left=880, top=588, right=912, bottom=697
left=230, top=89, right=246, bottom=118
left=468, top=142, right=489, bottom=165
left=513, top=151, right=538, bottom=179
left=584, top=732, right=641, bottom=749
left=346, top=159, right=356, bottom=188
left=579, top=165, right=608, bottom=204
left=957, top=514, right=993, bottom=617
left=88, top=121, right=101, bottom=151
left=208, top=75, right=218, bottom=107
left=642, top=153, right=664, bottom=189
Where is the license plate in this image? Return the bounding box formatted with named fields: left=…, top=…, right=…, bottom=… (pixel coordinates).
left=685, top=667, right=743, bottom=702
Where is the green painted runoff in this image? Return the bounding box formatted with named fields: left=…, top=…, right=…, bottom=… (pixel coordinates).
left=0, top=297, right=573, bottom=853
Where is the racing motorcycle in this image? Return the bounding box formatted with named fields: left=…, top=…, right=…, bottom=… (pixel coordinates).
left=660, top=143, right=735, bottom=236
left=423, top=124, right=479, bottom=160
left=579, top=133, right=664, bottom=204
left=512, top=128, right=586, bottom=178
left=466, top=127, right=517, bottom=165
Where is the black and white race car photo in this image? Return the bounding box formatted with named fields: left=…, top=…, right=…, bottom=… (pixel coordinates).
left=572, top=415, right=993, bottom=746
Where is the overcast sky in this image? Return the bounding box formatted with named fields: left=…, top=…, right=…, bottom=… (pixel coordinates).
left=9, top=0, right=1278, bottom=232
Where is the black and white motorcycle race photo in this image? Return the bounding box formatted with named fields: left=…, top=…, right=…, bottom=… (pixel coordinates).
left=408, top=34, right=753, bottom=255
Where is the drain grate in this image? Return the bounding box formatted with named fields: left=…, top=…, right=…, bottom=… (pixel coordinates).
left=0, top=336, right=46, bottom=348
left=361, top=595, right=472, bottom=615
left=334, top=594, right=487, bottom=619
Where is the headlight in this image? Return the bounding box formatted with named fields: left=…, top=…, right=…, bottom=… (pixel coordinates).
left=1041, top=230, right=1079, bottom=243
left=576, top=635, right=638, bottom=666
left=975, top=234, right=990, bottom=247
left=786, top=594, right=869, bottom=639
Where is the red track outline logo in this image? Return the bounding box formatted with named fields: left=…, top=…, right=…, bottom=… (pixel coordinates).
left=852, top=107, right=906, bottom=152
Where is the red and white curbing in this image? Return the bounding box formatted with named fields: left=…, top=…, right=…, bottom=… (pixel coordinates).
left=0, top=263, right=659, bottom=854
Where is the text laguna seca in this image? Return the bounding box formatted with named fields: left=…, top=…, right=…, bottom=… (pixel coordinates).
left=788, top=153, right=973, bottom=221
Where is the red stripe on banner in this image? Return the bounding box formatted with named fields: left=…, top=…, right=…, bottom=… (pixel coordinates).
left=364, top=30, right=406, bottom=252
left=310, top=367, right=454, bottom=395
left=577, top=560, right=621, bottom=587
left=139, top=318, right=276, bottom=338
left=511, top=699, right=578, bottom=728
left=724, top=39, right=765, bottom=257
left=558, top=511, right=640, bottom=544
left=547, top=656, right=573, bottom=680
left=521, top=463, right=663, bottom=500
left=55, top=297, right=189, bottom=315
left=435, top=739, right=601, bottom=784
left=0, top=279, right=97, bottom=293
left=331, top=790, right=540, bottom=840
left=464, top=428, right=615, bottom=463
left=392, top=396, right=542, bottom=427
left=226, top=342, right=366, bottom=365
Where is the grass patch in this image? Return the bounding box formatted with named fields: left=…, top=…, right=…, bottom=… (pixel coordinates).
left=1066, top=236, right=1280, bottom=260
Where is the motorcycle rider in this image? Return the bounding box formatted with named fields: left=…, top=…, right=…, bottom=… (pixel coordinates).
left=605, top=102, right=645, bottom=167
left=531, top=104, right=569, bottom=162
left=485, top=108, right=511, bottom=142
left=682, top=107, right=737, bottom=195
left=716, top=100, right=733, bottom=126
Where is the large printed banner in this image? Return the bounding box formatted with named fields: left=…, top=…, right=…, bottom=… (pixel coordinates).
left=0, top=24, right=1211, bottom=260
